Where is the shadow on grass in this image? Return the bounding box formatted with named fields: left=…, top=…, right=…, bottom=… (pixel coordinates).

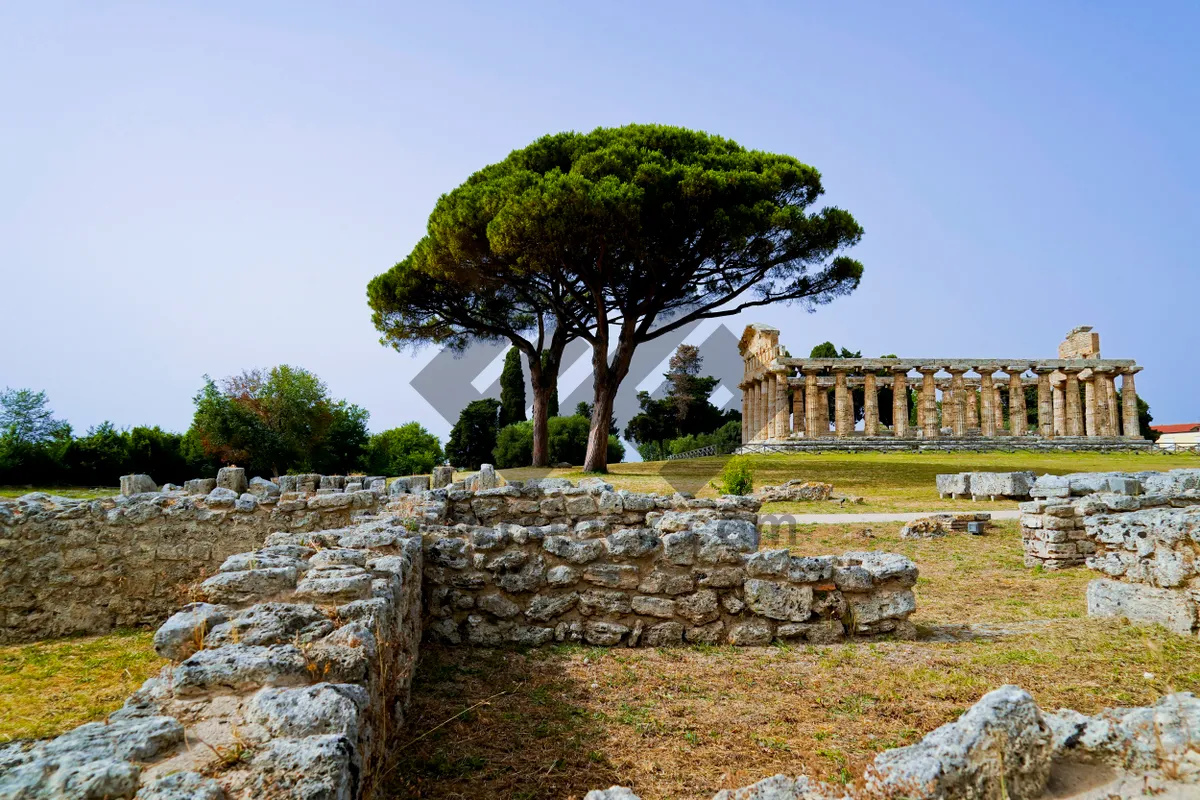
left=385, top=644, right=620, bottom=799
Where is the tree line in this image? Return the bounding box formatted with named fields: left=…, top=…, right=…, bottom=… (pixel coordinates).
left=0, top=369, right=444, bottom=487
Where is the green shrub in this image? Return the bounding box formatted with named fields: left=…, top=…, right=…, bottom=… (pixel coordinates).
left=716, top=456, right=753, bottom=496
left=493, top=415, right=625, bottom=468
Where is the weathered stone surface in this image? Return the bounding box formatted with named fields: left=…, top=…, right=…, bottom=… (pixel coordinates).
left=631, top=595, right=676, bottom=618
left=755, top=480, right=834, bottom=503
left=247, top=476, right=281, bottom=500
left=728, top=618, right=773, bottom=646
left=200, top=567, right=298, bottom=604
left=246, top=682, right=368, bottom=739
left=204, top=602, right=334, bottom=648
left=1086, top=578, right=1196, bottom=635
left=584, top=621, right=629, bottom=645
left=136, top=771, right=226, bottom=800
left=543, top=536, right=604, bottom=564
left=743, top=579, right=813, bottom=622
left=183, top=477, right=217, bottom=495
left=605, top=528, right=660, bottom=559
left=583, top=564, right=641, bottom=589
left=866, top=685, right=1053, bottom=800
left=215, top=466, right=248, bottom=495
left=674, top=590, right=720, bottom=625
left=172, top=644, right=308, bottom=695
left=248, top=734, right=356, bottom=798
left=525, top=591, right=579, bottom=621
left=153, top=602, right=231, bottom=661
left=120, top=473, right=158, bottom=496
left=642, top=621, right=684, bottom=647
left=579, top=590, right=632, bottom=616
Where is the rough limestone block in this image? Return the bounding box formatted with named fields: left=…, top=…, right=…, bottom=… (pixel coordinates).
left=247, top=477, right=281, bottom=500
left=432, top=465, right=454, bottom=489
left=936, top=473, right=970, bottom=498
left=216, top=466, right=248, bottom=494
left=183, top=478, right=217, bottom=495
left=866, top=685, right=1053, bottom=800
left=743, top=579, right=813, bottom=622
left=119, top=474, right=157, bottom=496
left=1086, top=578, right=1197, bottom=635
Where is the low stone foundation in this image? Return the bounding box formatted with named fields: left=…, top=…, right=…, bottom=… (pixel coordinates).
left=0, top=475, right=924, bottom=797
left=1018, top=468, right=1200, bottom=635
left=0, top=486, right=382, bottom=643
left=0, top=512, right=422, bottom=799
left=410, top=478, right=917, bottom=645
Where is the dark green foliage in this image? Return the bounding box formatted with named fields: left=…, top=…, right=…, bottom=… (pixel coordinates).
left=493, top=415, right=625, bottom=468
left=447, top=399, right=502, bottom=470
left=492, top=421, right=534, bottom=469
left=364, top=423, right=444, bottom=476
left=373, top=123, right=863, bottom=472
left=667, top=420, right=743, bottom=457
left=188, top=366, right=369, bottom=475
left=624, top=346, right=740, bottom=458
left=498, top=348, right=528, bottom=429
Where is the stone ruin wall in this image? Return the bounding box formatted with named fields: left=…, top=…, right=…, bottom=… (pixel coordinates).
left=1020, top=468, right=1200, bottom=634
left=409, top=478, right=918, bottom=647
left=6, top=467, right=1200, bottom=798
left=0, top=511, right=423, bottom=799
left=0, top=467, right=409, bottom=644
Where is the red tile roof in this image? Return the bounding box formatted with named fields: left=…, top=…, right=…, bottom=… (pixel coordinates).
left=1151, top=423, right=1200, bottom=434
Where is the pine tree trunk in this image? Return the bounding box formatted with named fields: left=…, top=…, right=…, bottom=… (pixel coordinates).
left=582, top=337, right=636, bottom=473
left=531, top=384, right=552, bottom=468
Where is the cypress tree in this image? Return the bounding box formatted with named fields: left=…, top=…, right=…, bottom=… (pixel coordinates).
left=498, top=348, right=527, bottom=428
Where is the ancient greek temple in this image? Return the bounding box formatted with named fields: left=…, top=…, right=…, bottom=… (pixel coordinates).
left=737, top=324, right=1148, bottom=450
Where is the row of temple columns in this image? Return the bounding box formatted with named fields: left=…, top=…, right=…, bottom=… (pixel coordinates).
left=740, top=365, right=1142, bottom=442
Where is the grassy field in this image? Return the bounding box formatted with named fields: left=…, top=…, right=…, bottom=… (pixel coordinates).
left=0, top=486, right=118, bottom=500
left=388, top=521, right=1200, bottom=799
left=0, top=630, right=165, bottom=743
left=502, top=449, right=1200, bottom=513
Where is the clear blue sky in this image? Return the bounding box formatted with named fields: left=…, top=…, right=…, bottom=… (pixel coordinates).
left=3, top=1, right=1196, bottom=445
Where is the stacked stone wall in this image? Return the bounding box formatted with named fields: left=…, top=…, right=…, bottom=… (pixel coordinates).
left=0, top=486, right=382, bottom=643
left=406, top=478, right=918, bottom=647
left=1019, top=468, right=1200, bottom=634
left=0, top=513, right=422, bottom=799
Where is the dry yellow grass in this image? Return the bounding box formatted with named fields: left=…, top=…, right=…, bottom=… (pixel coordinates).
left=0, top=630, right=165, bottom=743
left=388, top=519, right=1200, bottom=799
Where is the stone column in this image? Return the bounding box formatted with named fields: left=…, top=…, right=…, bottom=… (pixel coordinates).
left=965, top=382, right=979, bottom=431
left=804, top=371, right=821, bottom=438
left=979, top=370, right=996, bottom=437
left=1007, top=368, right=1027, bottom=436
left=760, top=378, right=770, bottom=440
left=1122, top=367, right=1142, bottom=439
left=765, top=377, right=776, bottom=440
left=822, top=388, right=832, bottom=435
left=948, top=369, right=967, bottom=435
left=993, top=383, right=1004, bottom=433
left=834, top=370, right=850, bottom=437
left=892, top=370, right=909, bottom=438
left=864, top=373, right=879, bottom=436
left=1035, top=370, right=1053, bottom=438
left=1064, top=369, right=1084, bottom=436
left=791, top=379, right=804, bottom=436
left=1051, top=377, right=1065, bottom=437
left=741, top=384, right=749, bottom=443
left=920, top=369, right=939, bottom=438
left=1093, top=369, right=1111, bottom=437
left=1105, top=372, right=1120, bottom=436
left=1083, top=373, right=1097, bottom=437
left=774, top=374, right=789, bottom=440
